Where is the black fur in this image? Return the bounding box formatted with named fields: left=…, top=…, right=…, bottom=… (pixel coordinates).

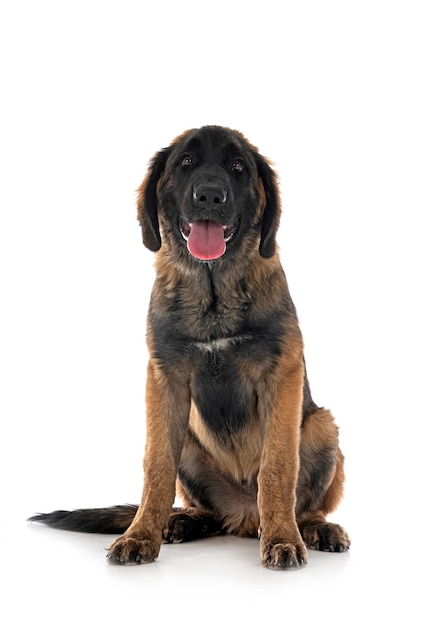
left=29, top=506, right=138, bottom=533
left=28, top=127, right=350, bottom=568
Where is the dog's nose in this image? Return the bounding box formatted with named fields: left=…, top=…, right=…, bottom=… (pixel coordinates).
left=193, top=183, right=228, bottom=207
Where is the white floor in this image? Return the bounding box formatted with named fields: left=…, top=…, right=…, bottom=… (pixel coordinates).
left=1, top=514, right=427, bottom=624
left=5, top=469, right=437, bottom=625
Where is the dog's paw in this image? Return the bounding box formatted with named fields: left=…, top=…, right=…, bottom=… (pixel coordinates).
left=302, top=522, right=351, bottom=553
left=260, top=536, right=308, bottom=570
left=165, top=509, right=223, bottom=543
left=106, top=535, right=160, bottom=565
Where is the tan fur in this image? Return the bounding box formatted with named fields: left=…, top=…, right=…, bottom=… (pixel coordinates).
left=108, top=126, right=350, bottom=567
left=29, top=127, right=349, bottom=568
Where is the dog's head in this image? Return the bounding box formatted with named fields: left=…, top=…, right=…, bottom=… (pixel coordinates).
left=137, top=126, right=281, bottom=264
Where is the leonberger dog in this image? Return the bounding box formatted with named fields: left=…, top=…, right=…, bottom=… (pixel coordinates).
left=30, top=125, right=350, bottom=569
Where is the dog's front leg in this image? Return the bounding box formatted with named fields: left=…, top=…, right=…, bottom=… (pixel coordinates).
left=107, top=360, right=190, bottom=564
left=258, top=354, right=308, bottom=570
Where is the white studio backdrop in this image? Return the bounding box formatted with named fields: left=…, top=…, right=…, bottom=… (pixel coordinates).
left=0, top=1, right=439, bottom=623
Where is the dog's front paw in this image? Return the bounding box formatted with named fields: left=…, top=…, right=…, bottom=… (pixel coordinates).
left=260, top=536, right=308, bottom=570
left=107, top=534, right=160, bottom=565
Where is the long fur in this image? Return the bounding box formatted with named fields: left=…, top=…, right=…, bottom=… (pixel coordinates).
left=29, top=126, right=350, bottom=569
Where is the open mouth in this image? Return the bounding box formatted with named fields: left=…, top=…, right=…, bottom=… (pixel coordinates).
left=180, top=220, right=237, bottom=261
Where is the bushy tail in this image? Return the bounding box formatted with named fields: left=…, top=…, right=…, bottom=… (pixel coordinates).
left=28, top=505, right=138, bottom=534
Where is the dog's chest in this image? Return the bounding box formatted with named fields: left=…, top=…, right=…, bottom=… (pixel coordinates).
left=191, top=324, right=284, bottom=436
left=150, top=283, right=286, bottom=434
left=190, top=336, right=256, bottom=434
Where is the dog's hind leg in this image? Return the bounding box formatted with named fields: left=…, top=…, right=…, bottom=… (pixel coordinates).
left=296, top=407, right=351, bottom=552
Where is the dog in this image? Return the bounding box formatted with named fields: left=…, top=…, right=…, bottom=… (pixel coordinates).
left=29, top=125, right=350, bottom=569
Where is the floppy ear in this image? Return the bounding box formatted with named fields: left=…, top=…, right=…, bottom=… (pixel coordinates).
left=254, top=153, right=282, bottom=258
left=137, top=147, right=172, bottom=251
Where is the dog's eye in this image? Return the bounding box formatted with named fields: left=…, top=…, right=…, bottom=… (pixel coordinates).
left=231, top=159, right=244, bottom=172
left=180, top=154, right=193, bottom=167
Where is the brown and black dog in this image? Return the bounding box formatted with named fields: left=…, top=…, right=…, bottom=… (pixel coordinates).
left=30, top=125, right=350, bottom=569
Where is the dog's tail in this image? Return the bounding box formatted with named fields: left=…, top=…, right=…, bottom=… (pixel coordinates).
left=28, top=505, right=138, bottom=534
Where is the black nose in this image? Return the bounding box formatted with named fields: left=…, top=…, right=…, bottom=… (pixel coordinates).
left=193, top=183, right=228, bottom=208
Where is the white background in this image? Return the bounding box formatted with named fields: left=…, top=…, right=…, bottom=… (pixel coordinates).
left=1, top=1, right=439, bottom=624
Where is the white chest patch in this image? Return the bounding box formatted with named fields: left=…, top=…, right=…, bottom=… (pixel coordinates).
left=194, top=335, right=253, bottom=353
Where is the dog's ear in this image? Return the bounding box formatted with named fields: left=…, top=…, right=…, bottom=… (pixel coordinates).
left=137, top=147, right=172, bottom=251
left=254, top=153, right=281, bottom=258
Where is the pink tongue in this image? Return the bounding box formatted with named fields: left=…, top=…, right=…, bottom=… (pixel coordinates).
left=187, top=220, right=226, bottom=261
